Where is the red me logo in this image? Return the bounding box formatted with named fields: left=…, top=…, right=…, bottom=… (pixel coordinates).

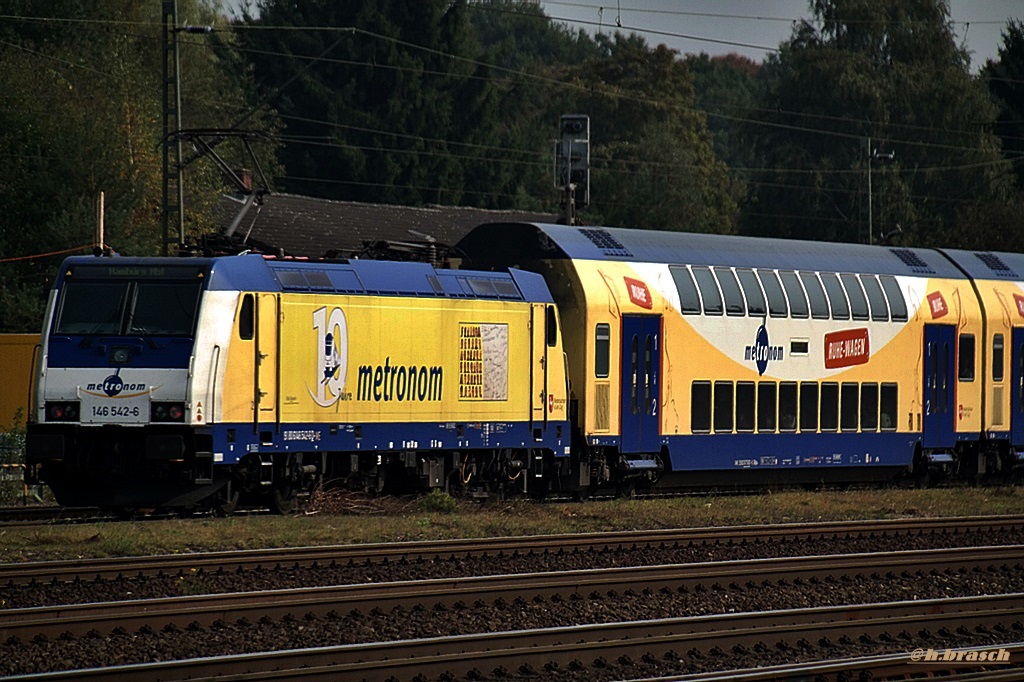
left=624, top=277, right=653, bottom=309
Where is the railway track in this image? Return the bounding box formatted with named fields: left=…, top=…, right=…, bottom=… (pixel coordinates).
left=4, top=513, right=1023, bottom=586
left=4, top=543, right=1024, bottom=642
left=0, top=505, right=106, bottom=525
left=6, top=589, right=1023, bottom=680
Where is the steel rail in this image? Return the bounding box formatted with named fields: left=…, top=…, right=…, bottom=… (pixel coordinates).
left=6, top=593, right=1024, bottom=681
left=4, top=544, right=1022, bottom=642
left=3, top=513, right=1023, bottom=585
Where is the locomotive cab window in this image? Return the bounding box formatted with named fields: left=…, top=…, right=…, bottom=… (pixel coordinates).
left=239, top=294, right=255, bottom=340
left=55, top=266, right=204, bottom=337
left=595, top=323, right=610, bottom=378
left=959, top=334, right=975, bottom=382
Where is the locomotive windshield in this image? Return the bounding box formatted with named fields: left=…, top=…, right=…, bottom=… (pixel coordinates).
left=54, top=264, right=205, bottom=337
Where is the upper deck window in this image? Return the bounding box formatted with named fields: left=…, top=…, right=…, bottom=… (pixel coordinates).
left=757, top=270, right=788, bottom=318
left=55, top=266, right=204, bottom=337
left=799, top=272, right=831, bottom=319
left=779, top=271, right=808, bottom=319
left=670, top=266, right=702, bottom=314
left=692, top=267, right=723, bottom=316
left=736, top=269, right=766, bottom=316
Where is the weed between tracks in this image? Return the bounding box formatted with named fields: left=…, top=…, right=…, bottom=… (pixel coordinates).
left=2, top=487, right=1024, bottom=563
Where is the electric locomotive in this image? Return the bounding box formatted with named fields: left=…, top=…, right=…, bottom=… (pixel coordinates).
left=25, top=254, right=570, bottom=512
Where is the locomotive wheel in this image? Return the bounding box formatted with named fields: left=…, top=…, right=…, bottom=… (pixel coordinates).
left=214, top=483, right=240, bottom=517
left=267, top=483, right=297, bottom=514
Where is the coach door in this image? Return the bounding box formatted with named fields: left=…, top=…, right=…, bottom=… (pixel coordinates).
left=530, top=303, right=551, bottom=436
left=1011, top=328, right=1024, bottom=447
left=620, top=315, right=661, bottom=454
left=923, top=324, right=956, bottom=448
left=255, top=293, right=279, bottom=429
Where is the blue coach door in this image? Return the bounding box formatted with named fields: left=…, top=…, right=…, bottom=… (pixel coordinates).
left=620, top=315, right=661, bottom=454
left=923, top=324, right=956, bottom=449
left=1011, top=328, right=1024, bottom=447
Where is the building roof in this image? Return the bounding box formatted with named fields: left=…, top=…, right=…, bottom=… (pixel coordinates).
left=218, top=193, right=557, bottom=259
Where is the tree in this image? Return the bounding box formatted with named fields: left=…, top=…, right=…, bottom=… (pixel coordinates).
left=738, top=0, right=1012, bottom=247
left=985, top=20, right=1024, bottom=191
left=239, top=0, right=497, bottom=206
left=553, top=34, right=738, bottom=232
left=0, top=0, right=278, bottom=331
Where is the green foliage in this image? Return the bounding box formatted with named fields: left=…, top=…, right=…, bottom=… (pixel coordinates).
left=985, top=20, right=1024, bottom=191
left=416, top=489, right=459, bottom=514
left=739, top=0, right=1012, bottom=247
left=0, top=0, right=280, bottom=332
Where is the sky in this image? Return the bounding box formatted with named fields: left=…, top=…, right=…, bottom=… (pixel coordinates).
left=537, top=0, right=1019, bottom=71
left=222, top=1, right=1019, bottom=70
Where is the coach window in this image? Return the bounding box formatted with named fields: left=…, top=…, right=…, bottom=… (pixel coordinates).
left=993, top=334, right=1005, bottom=382
left=820, top=382, right=839, bottom=431
left=861, top=275, right=890, bottom=322
left=879, top=275, right=908, bottom=321
left=959, top=334, right=975, bottom=382
left=715, top=267, right=746, bottom=316
left=692, top=266, right=723, bottom=316
left=800, top=382, right=819, bottom=432
left=594, top=324, right=610, bottom=378
left=757, top=270, right=788, bottom=317
left=820, top=273, right=850, bottom=320
left=546, top=306, right=558, bottom=347
left=880, top=383, right=898, bottom=430
left=737, top=269, right=767, bottom=316
left=239, top=294, right=254, bottom=340
left=779, top=382, right=797, bottom=432
left=736, top=382, right=755, bottom=432
left=840, top=274, right=869, bottom=321
left=841, top=382, right=859, bottom=431
left=714, top=381, right=734, bottom=432
left=861, top=383, right=879, bottom=431
left=757, top=382, right=777, bottom=432
left=670, top=266, right=702, bottom=314
left=779, top=271, right=809, bottom=319
left=799, top=272, right=830, bottom=320
left=691, top=382, right=711, bottom=432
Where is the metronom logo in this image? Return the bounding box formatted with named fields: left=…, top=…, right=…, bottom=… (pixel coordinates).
left=910, top=647, right=1011, bottom=664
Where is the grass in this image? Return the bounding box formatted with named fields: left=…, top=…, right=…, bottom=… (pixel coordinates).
left=3, top=487, right=1024, bottom=563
